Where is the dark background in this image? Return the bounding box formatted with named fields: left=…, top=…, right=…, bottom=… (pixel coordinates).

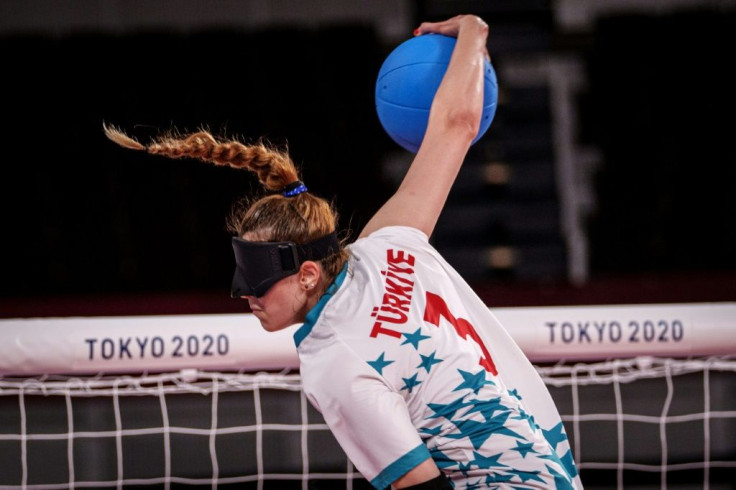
left=0, top=1, right=734, bottom=318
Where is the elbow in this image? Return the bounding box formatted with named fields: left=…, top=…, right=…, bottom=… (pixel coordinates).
left=443, top=107, right=481, bottom=144
left=426, top=87, right=484, bottom=145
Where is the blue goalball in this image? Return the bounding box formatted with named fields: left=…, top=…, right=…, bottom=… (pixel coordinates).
left=375, top=34, right=498, bottom=153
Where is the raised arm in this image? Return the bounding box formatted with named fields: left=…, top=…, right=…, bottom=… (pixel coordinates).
left=360, top=15, right=490, bottom=239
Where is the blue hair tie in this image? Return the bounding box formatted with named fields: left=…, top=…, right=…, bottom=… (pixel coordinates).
left=282, top=181, right=308, bottom=197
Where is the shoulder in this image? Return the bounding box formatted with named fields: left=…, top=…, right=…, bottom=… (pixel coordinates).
left=350, top=226, right=429, bottom=251
left=346, top=226, right=434, bottom=277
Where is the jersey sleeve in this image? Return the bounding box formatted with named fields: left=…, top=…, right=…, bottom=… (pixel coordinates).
left=300, top=335, right=431, bottom=489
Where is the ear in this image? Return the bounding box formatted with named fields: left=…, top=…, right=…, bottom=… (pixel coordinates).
left=297, top=260, right=322, bottom=291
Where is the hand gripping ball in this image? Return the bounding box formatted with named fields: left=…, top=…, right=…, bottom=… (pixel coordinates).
left=375, top=34, right=498, bottom=153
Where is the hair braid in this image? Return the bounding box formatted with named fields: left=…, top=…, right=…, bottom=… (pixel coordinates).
left=102, top=122, right=348, bottom=283
left=102, top=124, right=299, bottom=192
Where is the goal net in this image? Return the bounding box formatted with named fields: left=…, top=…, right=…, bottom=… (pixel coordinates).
left=0, top=302, right=734, bottom=489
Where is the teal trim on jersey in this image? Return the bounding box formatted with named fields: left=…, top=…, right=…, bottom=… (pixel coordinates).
left=370, top=443, right=432, bottom=490
left=293, top=262, right=349, bottom=348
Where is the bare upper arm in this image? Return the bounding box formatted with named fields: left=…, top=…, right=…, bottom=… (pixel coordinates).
left=358, top=122, right=475, bottom=239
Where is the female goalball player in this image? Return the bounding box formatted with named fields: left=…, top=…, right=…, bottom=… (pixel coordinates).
left=105, top=14, right=582, bottom=490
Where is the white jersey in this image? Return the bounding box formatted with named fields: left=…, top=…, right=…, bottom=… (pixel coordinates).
left=294, top=226, right=582, bottom=489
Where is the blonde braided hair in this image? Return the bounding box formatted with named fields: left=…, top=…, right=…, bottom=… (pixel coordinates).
left=103, top=123, right=348, bottom=281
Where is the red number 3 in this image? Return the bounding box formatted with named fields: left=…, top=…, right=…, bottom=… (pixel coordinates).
left=423, top=292, right=497, bottom=375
